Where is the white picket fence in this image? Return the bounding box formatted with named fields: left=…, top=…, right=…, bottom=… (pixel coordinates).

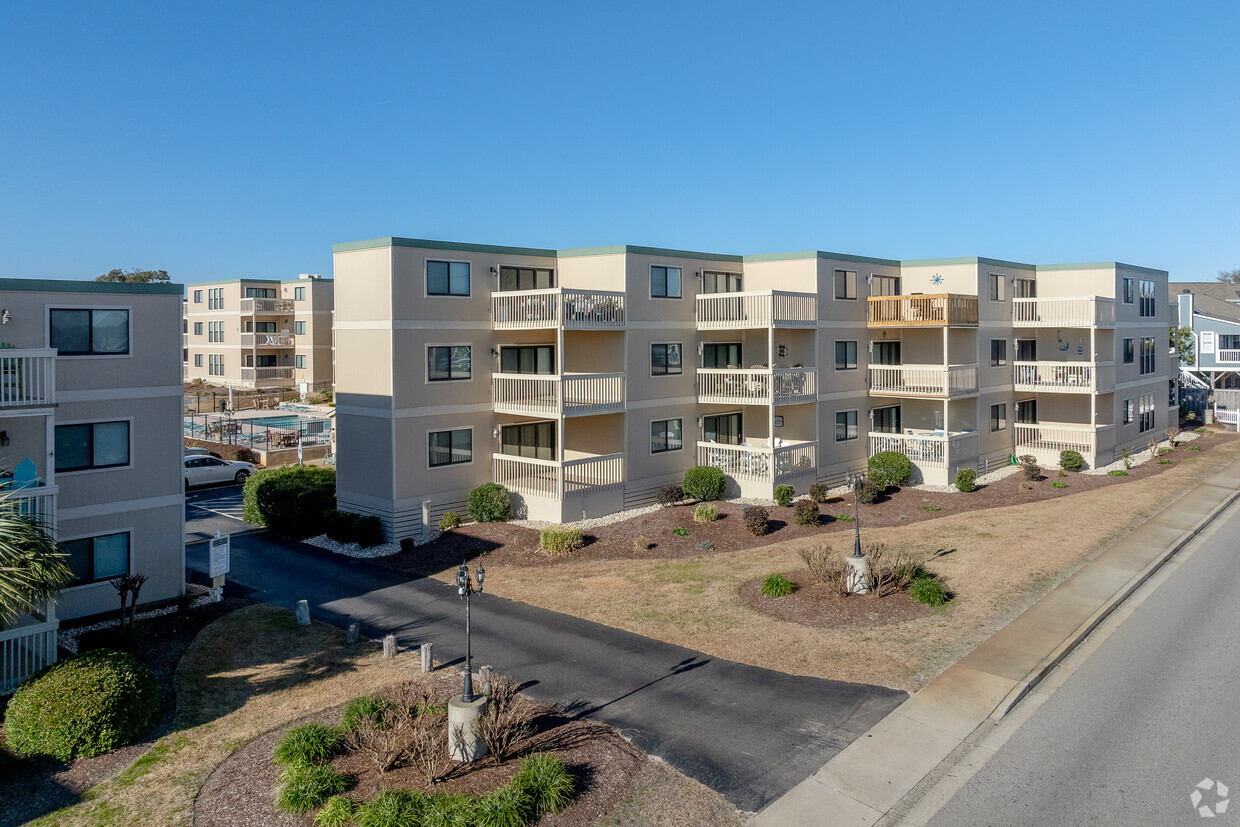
left=1012, top=296, right=1115, bottom=327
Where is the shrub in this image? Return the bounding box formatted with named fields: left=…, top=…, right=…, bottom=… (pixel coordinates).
left=1120, top=446, right=1133, bottom=469
left=1059, top=450, right=1085, bottom=472
left=868, top=451, right=912, bottom=489
left=774, top=484, right=795, bottom=507
left=1188, top=445, right=1202, bottom=451
left=867, top=544, right=926, bottom=597
left=273, top=722, right=344, bottom=767
left=633, top=535, right=650, bottom=551
left=438, top=512, right=462, bottom=531
left=325, top=510, right=358, bottom=543
left=243, top=465, right=337, bottom=538
left=760, top=573, right=797, bottom=598
left=671, top=527, right=690, bottom=537
left=476, top=675, right=536, bottom=766
left=539, top=525, right=584, bottom=556
left=1051, top=481, right=1069, bottom=488
left=4, top=649, right=160, bottom=760
left=955, top=467, right=977, bottom=493
left=743, top=505, right=769, bottom=536
left=856, top=480, right=880, bottom=504
left=511, top=753, right=576, bottom=816
left=921, top=505, right=941, bottom=511
left=1158, top=459, right=1173, bottom=465
left=467, top=483, right=512, bottom=523
left=1157, top=447, right=1173, bottom=456
left=693, top=503, right=719, bottom=523
left=275, top=764, right=356, bottom=815
left=1018, top=455, right=1041, bottom=482
left=340, top=694, right=391, bottom=732
left=809, top=482, right=832, bottom=503
left=793, top=499, right=819, bottom=526
left=1196, top=427, right=1208, bottom=433
left=354, top=790, right=428, bottom=827
left=1108, top=469, right=1129, bottom=476
left=352, top=515, right=385, bottom=548
left=315, top=795, right=356, bottom=827
left=699, top=540, right=713, bottom=550
left=656, top=484, right=684, bottom=507
left=909, top=575, right=950, bottom=607
left=682, top=466, right=726, bottom=501
left=799, top=545, right=847, bottom=595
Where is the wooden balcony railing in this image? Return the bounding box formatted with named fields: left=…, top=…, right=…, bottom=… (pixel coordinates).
left=240, top=298, right=295, bottom=314
left=492, top=373, right=625, bottom=417
left=868, top=364, right=979, bottom=398
left=695, top=291, right=817, bottom=330
left=491, top=289, right=625, bottom=330
left=867, top=294, right=978, bottom=327
left=696, top=367, right=817, bottom=405
left=1012, top=296, right=1115, bottom=327
left=1013, top=361, right=1116, bottom=393
left=491, top=452, right=624, bottom=500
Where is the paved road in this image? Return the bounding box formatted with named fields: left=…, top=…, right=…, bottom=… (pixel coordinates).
left=185, top=500, right=905, bottom=812
left=926, top=501, right=1240, bottom=826
left=185, top=484, right=263, bottom=543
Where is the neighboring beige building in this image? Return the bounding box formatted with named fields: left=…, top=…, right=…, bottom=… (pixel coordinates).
left=183, top=275, right=334, bottom=391
left=332, top=237, right=1175, bottom=539
left=0, top=277, right=185, bottom=621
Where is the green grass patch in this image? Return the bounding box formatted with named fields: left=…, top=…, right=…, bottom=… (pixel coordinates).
left=273, top=723, right=344, bottom=767
left=1188, top=445, right=1202, bottom=451
left=1050, top=481, right=1068, bottom=488
left=1158, top=459, right=1173, bottom=465
left=276, top=764, right=356, bottom=815
left=314, top=795, right=356, bottom=827
left=760, top=573, right=797, bottom=598
left=1108, top=469, right=1129, bottom=476
left=835, top=513, right=854, bottom=521
left=671, top=527, right=690, bottom=537
left=920, top=505, right=941, bottom=512
left=1196, top=427, right=1208, bottom=433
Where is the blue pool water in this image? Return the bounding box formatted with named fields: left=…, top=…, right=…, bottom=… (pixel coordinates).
left=247, top=415, right=331, bottom=432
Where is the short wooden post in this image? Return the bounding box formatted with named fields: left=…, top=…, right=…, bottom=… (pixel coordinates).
left=383, top=634, right=397, bottom=659
left=346, top=623, right=360, bottom=644
left=295, top=600, right=310, bottom=626
left=479, top=665, right=493, bottom=695
left=420, top=642, right=433, bottom=672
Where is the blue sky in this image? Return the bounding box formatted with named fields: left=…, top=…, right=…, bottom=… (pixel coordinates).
left=1, top=1, right=1236, bottom=284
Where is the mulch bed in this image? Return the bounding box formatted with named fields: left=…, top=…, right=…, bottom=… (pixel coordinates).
left=370, top=429, right=1232, bottom=577
left=194, top=676, right=645, bottom=827
left=738, top=569, right=933, bottom=629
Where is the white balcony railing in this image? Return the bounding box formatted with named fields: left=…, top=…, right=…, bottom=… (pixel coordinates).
left=867, top=294, right=979, bottom=327
left=1013, top=361, right=1116, bottom=394
left=1014, top=422, right=1112, bottom=456
left=240, top=298, right=295, bottom=314
left=0, top=607, right=58, bottom=695
left=491, top=452, right=625, bottom=500
left=695, top=291, right=817, bottom=330
left=868, top=431, right=978, bottom=472
left=491, top=289, right=625, bottom=330
left=868, top=364, right=979, bottom=397
left=695, top=440, right=817, bottom=484
left=240, top=367, right=295, bottom=383
left=1216, top=349, right=1240, bottom=364
left=240, top=333, right=295, bottom=348
left=0, top=349, right=56, bottom=408
left=0, top=484, right=58, bottom=526
left=696, top=367, right=817, bottom=405
left=1012, top=297, right=1116, bottom=328
left=492, top=373, right=625, bottom=417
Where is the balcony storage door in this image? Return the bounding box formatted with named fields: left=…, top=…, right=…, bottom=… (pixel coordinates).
left=871, top=275, right=901, bottom=297
left=873, top=341, right=902, bottom=365
left=704, top=412, right=742, bottom=445
left=501, top=346, right=554, bottom=375
left=501, top=422, right=555, bottom=460
left=874, top=406, right=902, bottom=434
left=703, top=343, right=742, bottom=369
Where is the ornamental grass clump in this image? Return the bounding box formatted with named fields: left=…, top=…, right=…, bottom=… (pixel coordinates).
left=538, top=525, right=584, bottom=556
left=693, top=503, right=719, bottom=523
left=760, top=573, right=797, bottom=598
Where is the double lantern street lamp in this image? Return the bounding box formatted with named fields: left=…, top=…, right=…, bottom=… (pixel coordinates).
left=455, top=562, right=485, bottom=703
left=844, top=470, right=866, bottom=558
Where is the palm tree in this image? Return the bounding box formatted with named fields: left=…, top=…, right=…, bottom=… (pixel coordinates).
left=0, top=496, right=71, bottom=627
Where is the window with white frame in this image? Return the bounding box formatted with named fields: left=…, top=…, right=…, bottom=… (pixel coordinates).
left=834, top=270, right=857, bottom=300
left=428, top=428, right=472, bottom=467
left=835, top=410, right=858, bottom=441
left=193, top=322, right=203, bottom=336
left=650, top=418, right=683, bottom=453
left=1123, top=337, right=1134, bottom=364
left=650, top=266, right=681, bottom=298
left=991, top=339, right=1008, bottom=367
left=871, top=274, right=901, bottom=297
left=1122, top=277, right=1134, bottom=304
left=295, top=355, right=306, bottom=370
left=1140, top=336, right=1156, bottom=374
left=49, top=309, right=129, bottom=355
left=650, top=343, right=682, bottom=375
left=55, top=421, right=130, bottom=472
left=427, top=346, right=471, bottom=381
left=208, top=288, right=223, bottom=309
left=193, top=354, right=203, bottom=367
left=1139, top=279, right=1156, bottom=317
left=1139, top=393, right=1155, bottom=432
left=500, top=267, right=554, bottom=291
left=702, top=271, right=741, bottom=293
left=294, top=321, right=306, bottom=335
left=294, top=286, right=306, bottom=301
left=63, top=531, right=130, bottom=586
left=1123, top=397, right=1134, bottom=425
left=193, top=289, right=202, bottom=303
left=427, top=261, right=470, bottom=296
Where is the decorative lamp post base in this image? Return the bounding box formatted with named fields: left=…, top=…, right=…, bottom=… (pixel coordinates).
left=846, top=555, right=871, bottom=594
left=447, top=694, right=488, bottom=762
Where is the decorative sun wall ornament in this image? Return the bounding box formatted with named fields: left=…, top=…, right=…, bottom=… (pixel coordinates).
left=931, top=273, right=944, bottom=286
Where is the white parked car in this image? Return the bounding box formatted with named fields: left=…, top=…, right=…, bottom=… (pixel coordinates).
left=184, top=456, right=254, bottom=489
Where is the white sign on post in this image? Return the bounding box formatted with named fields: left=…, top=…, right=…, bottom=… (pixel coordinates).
left=209, top=531, right=230, bottom=578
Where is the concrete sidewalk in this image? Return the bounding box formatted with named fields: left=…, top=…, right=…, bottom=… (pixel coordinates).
left=751, top=458, right=1240, bottom=826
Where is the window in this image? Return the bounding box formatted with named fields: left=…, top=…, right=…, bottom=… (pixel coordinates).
left=871, top=275, right=901, bottom=297
left=207, top=321, right=224, bottom=343
left=427, top=346, right=471, bottom=381
left=1015, top=278, right=1037, bottom=298
left=873, top=341, right=901, bottom=365
left=208, top=354, right=223, bottom=376
left=500, top=345, right=554, bottom=374
left=1122, top=277, right=1134, bottom=304
left=294, top=321, right=306, bottom=335
left=1123, top=398, right=1134, bottom=424
left=834, top=341, right=858, bottom=371
left=1016, top=399, right=1038, bottom=424
left=1139, top=279, right=1156, bottom=317
left=63, top=532, right=130, bottom=586
left=295, top=355, right=306, bottom=370
left=193, top=289, right=202, bottom=303
left=253, top=321, right=276, bottom=333
left=294, top=286, right=305, bottom=301
left=834, top=270, right=857, bottom=300
left=1220, top=334, right=1240, bottom=350
left=1170, top=380, right=1178, bottom=406
left=650, top=418, right=683, bottom=454
left=427, top=260, right=470, bottom=296
left=1139, top=393, right=1155, bottom=432
left=703, top=412, right=742, bottom=445
left=193, top=322, right=203, bottom=336
left=651, top=343, right=682, bottom=376
left=1140, top=337, right=1155, bottom=375
left=835, top=411, right=858, bottom=442
left=650, top=265, right=681, bottom=298
left=193, top=354, right=203, bottom=367
left=991, top=339, right=1008, bottom=367
left=1123, top=338, right=1134, bottom=364
left=208, top=288, right=224, bottom=309
left=499, top=267, right=554, bottom=291
left=502, top=422, right=556, bottom=460
left=49, top=309, right=129, bottom=355
left=989, top=273, right=1006, bottom=302
left=1016, top=339, right=1037, bottom=361
left=255, top=355, right=277, bottom=367
left=873, top=406, right=901, bottom=433
left=702, top=342, right=741, bottom=369
left=55, top=421, right=130, bottom=472
left=244, top=287, right=275, bottom=298
left=702, top=271, right=741, bottom=293
left=428, top=428, right=472, bottom=467
left=990, top=404, right=1007, bottom=432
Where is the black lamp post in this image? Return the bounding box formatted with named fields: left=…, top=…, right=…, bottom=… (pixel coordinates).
left=845, top=471, right=865, bottom=557
left=455, top=562, right=485, bottom=703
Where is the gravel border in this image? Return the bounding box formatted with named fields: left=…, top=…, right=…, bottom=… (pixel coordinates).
left=57, top=585, right=222, bottom=654
left=302, top=533, right=401, bottom=558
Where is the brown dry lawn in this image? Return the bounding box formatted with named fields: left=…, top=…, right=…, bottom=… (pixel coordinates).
left=452, top=434, right=1240, bottom=692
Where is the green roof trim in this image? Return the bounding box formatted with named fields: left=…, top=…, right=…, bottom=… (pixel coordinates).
left=332, top=237, right=557, bottom=257
left=900, top=256, right=1036, bottom=270
left=0, top=278, right=184, bottom=296
left=187, top=277, right=285, bottom=288
left=557, top=244, right=742, bottom=262
left=743, top=250, right=901, bottom=267
left=1035, top=261, right=1169, bottom=276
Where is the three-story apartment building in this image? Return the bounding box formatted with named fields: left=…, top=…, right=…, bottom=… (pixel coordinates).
left=332, top=237, right=1174, bottom=540
left=184, top=275, right=334, bottom=392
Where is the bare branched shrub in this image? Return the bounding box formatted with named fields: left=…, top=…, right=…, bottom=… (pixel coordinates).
left=1165, top=424, right=1181, bottom=446
left=343, top=698, right=412, bottom=773
left=798, top=544, right=848, bottom=597
left=866, top=543, right=924, bottom=597
left=405, top=686, right=452, bottom=784
left=1146, top=436, right=1160, bottom=460
left=476, top=675, right=537, bottom=765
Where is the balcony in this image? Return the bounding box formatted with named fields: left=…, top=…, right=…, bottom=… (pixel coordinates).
left=696, top=367, right=817, bottom=406
left=240, top=298, right=295, bottom=314
left=0, top=483, right=57, bottom=526
left=695, top=291, right=817, bottom=330
left=491, top=452, right=624, bottom=501
left=491, top=289, right=625, bottom=330
left=0, top=349, right=56, bottom=408
left=1015, top=422, right=1116, bottom=468
left=240, top=332, right=295, bottom=348
left=868, top=431, right=978, bottom=484
left=492, top=373, right=625, bottom=417
left=1013, top=361, right=1116, bottom=394
left=867, top=294, right=978, bottom=328
left=868, top=364, right=979, bottom=398
left=1216, top=349, right=1240, bottom=364
left=240, top=367, right=295, bottom=385
left=696, top=440, right=817, bottom=495
left=1012, top=297, right=1115, bottom=328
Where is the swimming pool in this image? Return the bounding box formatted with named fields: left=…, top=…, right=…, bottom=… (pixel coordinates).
left=246, top=415, right=330, bottom=431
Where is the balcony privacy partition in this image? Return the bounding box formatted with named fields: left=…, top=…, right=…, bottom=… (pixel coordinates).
left=695, top=291, right=817, bottom=329
left=1012, top=297, right=1116, bottom=328
left=491, top=289, right=625, bottom=330
left=867, top=294, right=978, bottom=327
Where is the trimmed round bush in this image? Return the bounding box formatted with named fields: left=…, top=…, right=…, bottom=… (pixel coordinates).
left=955, top=467, right=977, bottom=493
left=743, top=505, right=770, bottom=536
left=693, top=503, right=719, bottom=523
left=353, top=515, right=385, bottom=549
left=774, top=484, right=795, bottom=507
left=1059, top=450, right=1085, bottom=472
left=325, top=510, right=357, bottom=543
left=856, top=480, right=880, bottom=504
left=793, top=499, right=819, bottom=526
left=867, top=451, right=912, bottom=489
left=438, top=511, right=462, bottom=531
left=656, top=484, right=684, bottom=507
left=243, top=465, right=337, bottom=539
left=760, top=573, right=797, bottom=598
left=4, top=649, right=160, bottom=760
left=682, top=466, right=726, bottom=501
left=808, top=483, right=831, bottom=503
left=467, top=483, right=512, bottom=523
